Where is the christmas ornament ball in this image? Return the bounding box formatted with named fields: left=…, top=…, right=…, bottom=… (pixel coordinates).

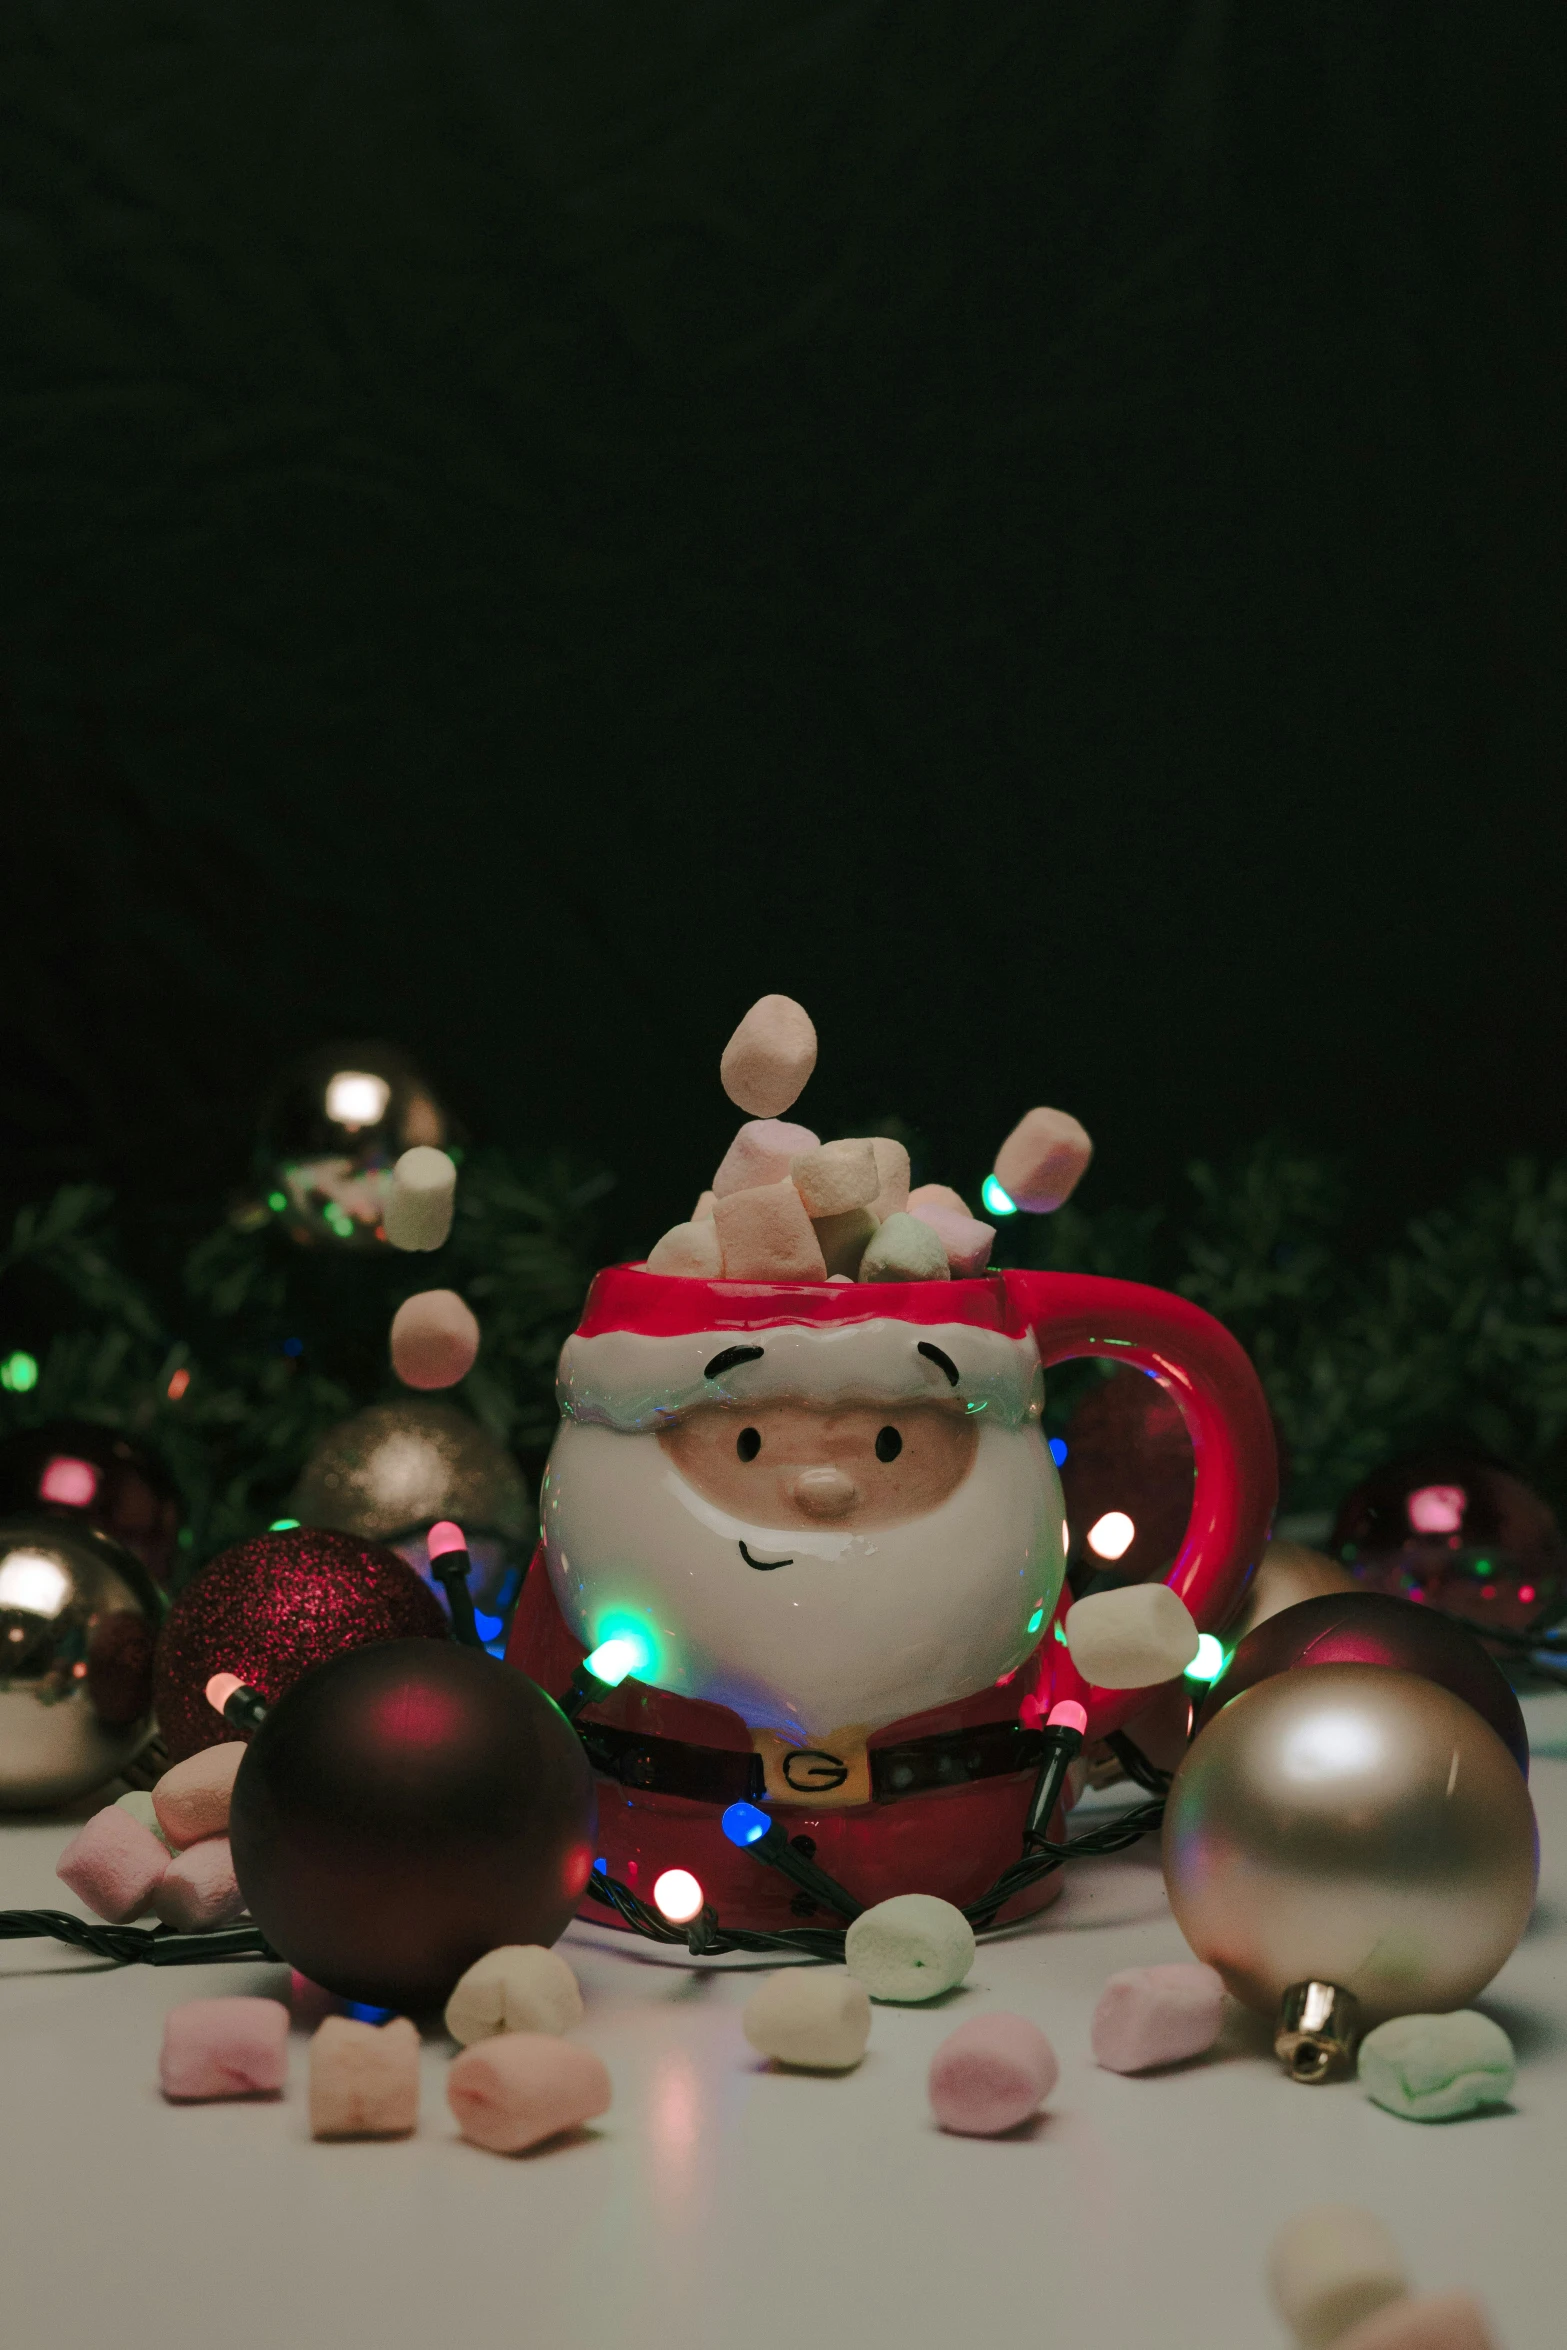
left=1220, top=1539, right=1357, bottom=1645
left=1199, top=1588, right=1528, bottom=1778
left=229, top=1640, right=596, bottom=2010
left=258, top=1038, right=452, bottom=1250
left=1165, top=1664, right=1537, bottom=2028
left=0, top=1420, right=183, bottom=1589
left=0, top=1516, right=159, bottom=1807
left=1332, top=1449, right=1567, bottom=1634
left=154, top=1528, right=446, bottom=1763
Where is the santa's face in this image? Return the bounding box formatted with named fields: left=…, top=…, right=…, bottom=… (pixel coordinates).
left=542, top=1317, right=1064, bottom=1739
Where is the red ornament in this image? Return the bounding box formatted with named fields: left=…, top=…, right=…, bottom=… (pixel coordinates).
left=154, top=1528, right=446, bottom=1763
left=229, top=1640, right=596, bottom=2009
left=1198, top=1589, right=1529, bottom=1778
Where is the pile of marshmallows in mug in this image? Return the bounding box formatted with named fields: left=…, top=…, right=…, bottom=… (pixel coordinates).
left=644, top=993, right=1092, bottom=1284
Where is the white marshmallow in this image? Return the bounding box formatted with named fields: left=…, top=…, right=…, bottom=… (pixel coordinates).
left=385, top=1146, right=457, bottom=1251
left=390, top=1289, right=480, bottom=1390
left=812, top=1205, right=879, bottom=1278
left=858, top=1212, right=950, bottom=1284
left=712, top=1181, right=827, bottom=1281
left=713, top=1120, right=821, bottom=1198
left=309, top=2015, right=421, bottom=2140
left=1333, top=2295, right=1497, bottom=2350
left=646, top=1218, right=724, bottom=1278
left=742, top=1971, right=871, bottom=2071
left=1065, top=1584, right=1199, bottom=1688
left=790, top=1140, right=878, bottom=1217
left=847, top=1136, right=911, bottom=1220
left=721, top=995, right=818, bottom=1117
left=993, top=1107, right=1093, bottom=1213
left=844, top=1894, right=975, bottom=2002
left=692, top=1190, right=716, bottom=1221
left=445, top=1945, right=584, bottom=2046
left=1267, top=2207, right=1409, bottom=2350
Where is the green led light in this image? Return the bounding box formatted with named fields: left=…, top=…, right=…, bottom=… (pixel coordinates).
left=981, top=1174, right=1018, bottom=1217
left=269, top=1517, right=301, bottom=1532
left=589, top=1613, right=659, bottom=1685
left=1053, top=1620, right=1069, bottom=1646
left=1026, top=1604, right=1045, bottom=1635
left=1184, top=1632, right=1227, bottom=1684
left=267, top=1191, right=287, bottom=1213
left=1472, top=1557, right=1492, bottom=1577
left=0, top=1350, right=39, bottom=1394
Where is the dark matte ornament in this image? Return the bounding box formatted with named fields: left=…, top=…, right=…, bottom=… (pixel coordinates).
left=154, top=1527, right=447, bottom=1764
left=1198, top=1588, right=1529, bottom=1778
left=229, top=1640, right=596, bottom=2010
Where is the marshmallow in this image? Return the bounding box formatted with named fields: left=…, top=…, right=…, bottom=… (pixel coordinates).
left=812, top=1205, right=879, bottom=1278
left=390, top=1288, right=480, bottom=1390
left=720, top=995, right=818, bottom=1117
left=447, top=2032, right=612, bottom=2154
left=742, top=1971, right=872, bottom=2071
left=1064, top=1584, right=1199, bottom=1688
left=859, top=1212, right=950, bottom=1284
left=692, top=1190, right=716, bottom=1221
left=1357, top=2013, right=1515, bottom=2123
left=993, top=1107, right=1093, bottom=1214
left=445, top=1945, right=584, bottom=2046
left=929, top=2013, right=1058, bottom=2137
left=712, top=1181, right=827, bottom=1282
left=844, top=1894, right=975, bottom=2002
left=859, top=1136, right=910, bottom=1220
left=152, top=1743, right=245, bottom=1849
left=713, top=1119, right=821, bottom=1198
left=154, top=1836, right=246, bottom=1932
left=1091, top=1963, right=1225, bottom=2073
left=115, top=1788, right=177, bottom=1853
left=1334, top=2295, right=1498, bottom=2350
left=160, top=1997, right=289, bottom=2102
left=385, top=1146, right=457, bottom=1251
left=1268, top=2208, right=1409, bottom=2350
left=57, top=1806, right=169, bottom=1924
left=309, top=2014, right=421, bottom=2140
left=907, top=1202, right=996, bottom=1277
left=646, top=1218, right=724, bottom=1278
left=790, top=1140, right=879, bottom=1218
left=907, top=1183, right=971, bottom=1217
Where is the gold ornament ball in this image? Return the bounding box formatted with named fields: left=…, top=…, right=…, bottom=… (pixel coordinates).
left=1162, top=1663, right=1537, bottom=2027
left=0, top=1516, right=159, bottom=1808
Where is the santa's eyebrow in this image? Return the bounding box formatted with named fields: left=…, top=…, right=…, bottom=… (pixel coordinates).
left=916, top=1342, right=960, bottom=1387
left=704, top=1344, right=765, bottom=1380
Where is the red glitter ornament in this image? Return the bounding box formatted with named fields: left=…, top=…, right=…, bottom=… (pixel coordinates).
left=154, top=1527, right=447, bottom=1763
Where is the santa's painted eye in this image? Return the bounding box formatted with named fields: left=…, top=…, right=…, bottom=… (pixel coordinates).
left=875, top=1426, right=902, bottom=1463
left=736, top=1426, right=762, bottom=1462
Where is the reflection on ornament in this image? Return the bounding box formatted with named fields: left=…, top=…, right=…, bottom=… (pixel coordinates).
left=1164, top=1664, right=1537, bottom=2070
left=1332, top=1449, right=1567, bottom=1634
left=153, top=1526, right=447, bottom=1763
left=1200, top=1589, right=1528, bottom=1776
left=257, top=1040, right=452, bottom=1250
left=0, top=1516, right=159, bottom=1807
left=293, top=1400, right=534, bottom=1621
left=1221, top=1538, right=1357, bottom=1646
left=228, top=1640, right=596, bottom=2009
left=0, top=1420, right=184, bottom=1589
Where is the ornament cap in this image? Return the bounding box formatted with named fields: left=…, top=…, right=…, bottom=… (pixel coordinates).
left=1275, top=1980, right=1360, bottom=2083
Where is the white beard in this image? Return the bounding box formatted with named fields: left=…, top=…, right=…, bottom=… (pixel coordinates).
left=542, top=1420, right=1065, bottom=1740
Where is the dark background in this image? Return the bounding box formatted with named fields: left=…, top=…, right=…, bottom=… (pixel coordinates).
left=4, top=0, right=1564, bottom=1263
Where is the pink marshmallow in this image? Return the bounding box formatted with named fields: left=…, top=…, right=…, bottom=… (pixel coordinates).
left=57, top=1806, right=169, bottom=1923
left=1091, top=1962, right=1225, bottom=2073
left=993, top=1107, right=1093, bottom=1213
left=1335, top=2294, right=1498, bottom=2350
left=154, top=1835, right=246, bottom=1931
left=907, top=1182, right=972, bottom=1217
left=390, top=1289, right=480, bottom=1390
left=907, top=1202, right=996, bottom=1277
left=160, top=1997, right=289, bottom=2101
left=712, top=1120, right=821, bottom=1198
left=152, top=1743, right=245, bottom=1849
left=929, top=2012, right=1058, bottom=2137
left=447, top=2031, right=612, bottom=2155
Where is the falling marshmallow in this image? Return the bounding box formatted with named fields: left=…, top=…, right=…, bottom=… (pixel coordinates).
left=390, top=1289, right=480, bottom=1390
left=993, top=1108, right=1093, bottom=1213
left=720, top=996, right=818, bottom=1117
left=385, top=1146, right=457, bottom=1252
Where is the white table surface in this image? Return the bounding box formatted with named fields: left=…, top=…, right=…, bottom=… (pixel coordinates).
left=5, top=1699, right=1566, bottom=2350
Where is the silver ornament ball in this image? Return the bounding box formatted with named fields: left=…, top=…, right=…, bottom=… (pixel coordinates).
left=0, top=1516, right=159, bottom=1808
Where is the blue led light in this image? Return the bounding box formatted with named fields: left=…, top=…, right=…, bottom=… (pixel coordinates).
left=721, top=1801, right=772, bottom=1848
left=593, top=1857, right=608, bottom=1876
left=344, top=2000, right=394, bottom=2025
left=472, top=1610, right=503, bottom=1640
left=1048, top=1436, right=1068, bottom=1466
left=981, top=1174, right=1018, bottom=1217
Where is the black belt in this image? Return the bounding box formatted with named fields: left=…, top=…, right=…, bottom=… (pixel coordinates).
left=580, top=1718, right=1048, bottom=1809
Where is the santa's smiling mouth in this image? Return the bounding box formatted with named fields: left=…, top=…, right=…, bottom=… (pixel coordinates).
left=739, top=1542, right=794, bottom=1571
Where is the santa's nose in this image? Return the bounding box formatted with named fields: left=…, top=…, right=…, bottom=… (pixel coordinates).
left=789, top=1466, right=859, bottom=1519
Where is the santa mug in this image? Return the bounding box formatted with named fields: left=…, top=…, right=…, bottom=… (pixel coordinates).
left=508, top=1263, right=1276, bottom=1931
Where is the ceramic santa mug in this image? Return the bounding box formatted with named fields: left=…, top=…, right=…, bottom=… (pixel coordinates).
left=508, top=1263, right=1276, bottom=1931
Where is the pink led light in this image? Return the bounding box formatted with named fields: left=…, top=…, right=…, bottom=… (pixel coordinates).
left=427, top=1520, right=467, bottom=1559
left=205, top=1672, right=244, bottom=1716
left=39, top=1455, right=98, bottom=1507
left=1407, top=1482, right=1466, bottom=1535
left=1519, top=1585, right=1537, bottom=1605
left=652, top=1868, right=705, bottom=1925
left=1047, top=1700, right=1089, bottom=1736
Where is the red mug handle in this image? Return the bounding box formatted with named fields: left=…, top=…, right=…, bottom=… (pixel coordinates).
left=1003, top=1269, right=1277, bottom=1741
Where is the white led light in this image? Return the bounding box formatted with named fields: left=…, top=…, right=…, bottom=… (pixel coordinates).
left=1086, top=1510, right=1136, bottom=1562
left=652, top=1868, right=705, bottom=1925
left=0, top=1550, right=72, bottom=1617
left=324, top=1070, right=391, bottom=1128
